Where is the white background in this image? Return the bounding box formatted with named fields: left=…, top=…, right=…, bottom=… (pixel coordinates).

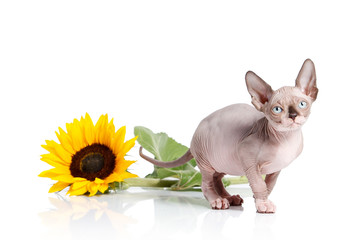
left=1, top=1, right=359, bottom=239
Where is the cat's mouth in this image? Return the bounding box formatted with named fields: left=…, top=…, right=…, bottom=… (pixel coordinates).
left=277, top=117, right=306, bottom=130
left=269, top=116, right=307, bottom=131
left=286, top=118, right=307, bottom=128
left=289, top=122, right=301, bottom=128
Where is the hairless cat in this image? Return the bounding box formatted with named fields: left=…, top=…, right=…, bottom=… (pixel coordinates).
left=139, top=59, right=318, bottom=213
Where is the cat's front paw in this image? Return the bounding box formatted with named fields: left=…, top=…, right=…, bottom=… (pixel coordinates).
left=255, top=199, right=276, bottom=213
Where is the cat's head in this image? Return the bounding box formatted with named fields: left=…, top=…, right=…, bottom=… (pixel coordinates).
left=245, top=59, right=318, bottom=132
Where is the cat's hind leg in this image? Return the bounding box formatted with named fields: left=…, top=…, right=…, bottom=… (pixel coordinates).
left=213, top=173, right=243, bottom=206
left=200, top=170, right=230, bottom=209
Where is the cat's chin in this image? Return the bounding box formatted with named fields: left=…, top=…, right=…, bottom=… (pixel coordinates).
left=273, top=124, right=301, bottom=132
left=267, top=116, right=307, bottom=132
left=272, top=121, right=304, bottom=132
left=287, top=123, right=303, bottom=130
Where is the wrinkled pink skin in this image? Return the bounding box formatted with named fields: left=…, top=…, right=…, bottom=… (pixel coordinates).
left=140, top=59, right=318, bottom=213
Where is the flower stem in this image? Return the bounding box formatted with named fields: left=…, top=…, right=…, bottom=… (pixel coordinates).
left=123, top=176, right=248, bottom=190
left=124, top=178, right=179, bottom=188
left=224, top=176, right=249, bottom=185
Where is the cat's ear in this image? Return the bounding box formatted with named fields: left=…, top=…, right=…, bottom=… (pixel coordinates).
left=245, top=71, right=273, bottom=111
left=295, top=59, right=318, bottom=101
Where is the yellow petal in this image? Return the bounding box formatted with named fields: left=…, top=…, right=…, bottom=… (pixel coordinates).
left=72, top=180, right=90, bottom=190
left=41, top=154, right=69, bottom=168
left=103, top=118, right=115, bottom=147
left=49, top=181, right=69, bottom=193
left=87, top=182, right=99, bottom=196
left=38, top=169, right=60, bottom=178
left=94, top=178, right=104, bottom=184
left=66, top=122, right=74, bottom=142
left=111, top=126, right=126, bottom=155
left=100, top=118, right=111, bottom=146
left=94, top=114, right=105, bottom=129
left=114, top=159, right=136, bottom=174
left=73, top=177, right=88, bottom=182
left=52, top=174, right=75, bottom=183
left=45, top=166, right=70, bottom=175
left=67, top=185, right=87, bottom=196
left=108, top=118, right=115, bottom=134
left=98, top=183, right=109, bottom=193
left=56, top=127, right=75, bottom=154
left=94, top=114, right=114, bottom=146
left=104, top=173, right=122, bottom=183
left=95, top=114, right=108, bottom=144
left=120, top=136, right=138, bottom=157
left=42, top=140, right=72, bottom=163
left=84, top=113, right=95, bottom=145
left=79, top=116, right=87, bottom=145
left=69, top=119, right=86, bottom=152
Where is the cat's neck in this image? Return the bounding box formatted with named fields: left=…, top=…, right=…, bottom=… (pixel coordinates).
left=251, top=117, right=301, bottom=143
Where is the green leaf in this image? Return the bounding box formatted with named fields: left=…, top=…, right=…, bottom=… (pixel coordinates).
left=134, top=126, right=196, bottom=166
left=134, top=126, right=201, bottom=190
left=174, top=171, right=202, bottom=190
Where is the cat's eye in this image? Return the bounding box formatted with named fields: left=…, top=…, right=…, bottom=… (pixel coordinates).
left=298, top=101, right=307, bottom=109
left=272, top=106, right=283, bottom=114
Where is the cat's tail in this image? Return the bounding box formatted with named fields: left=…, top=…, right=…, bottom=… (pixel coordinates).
left=139, top=146, right=193, bottom=168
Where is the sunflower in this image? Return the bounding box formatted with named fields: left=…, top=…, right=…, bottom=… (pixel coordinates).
left=39, top=114, right=138, bottom=196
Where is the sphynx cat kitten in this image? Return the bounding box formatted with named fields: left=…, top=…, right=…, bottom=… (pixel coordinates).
left=139, top=59, right=318, bottom=213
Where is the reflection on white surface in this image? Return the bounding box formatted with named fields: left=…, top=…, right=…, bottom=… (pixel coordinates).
left=39, top=186, right=255, bottom=240
left=39, top=194, right=137, bottom=239
left=202, top=205, right=243, bottom=239
left=37, top=184, right=358, bottom=240
left=252, top=213, right=276, bottom=240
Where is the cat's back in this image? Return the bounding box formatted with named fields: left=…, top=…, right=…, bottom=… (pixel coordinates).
left=191, top=103, right=263, bottom=153
left=204, top=103, right=262, bottom=126
left=196, top=103, right=262, bottom=133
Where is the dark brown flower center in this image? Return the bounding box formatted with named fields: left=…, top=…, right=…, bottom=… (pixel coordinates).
left=81, top=153, right=104, bottom=174
left=70, top=144, right=116, bottom=181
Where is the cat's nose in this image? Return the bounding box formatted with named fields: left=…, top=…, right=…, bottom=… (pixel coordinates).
left=288, top=106, right=298, bottom=120
left=289, top=112, right=297, bottom=120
